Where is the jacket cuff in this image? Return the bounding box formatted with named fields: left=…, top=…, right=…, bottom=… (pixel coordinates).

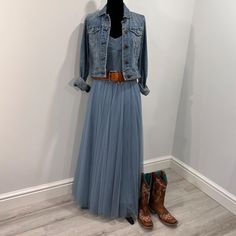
left=74, top=77, right=91, bottom=92
left=138, top=82, right=150, bottom=96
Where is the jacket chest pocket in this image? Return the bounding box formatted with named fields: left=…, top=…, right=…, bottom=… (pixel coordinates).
left=88, top=26, right=101, bottom=48
left=129, top=27, right=143, bottom=37
left=129, top=27, right=143, bottom=53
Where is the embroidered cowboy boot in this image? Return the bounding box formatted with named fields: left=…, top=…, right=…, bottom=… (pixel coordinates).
left=138, top=172, right=153, bottom=229
left=149, top=170, right=178, bottom=226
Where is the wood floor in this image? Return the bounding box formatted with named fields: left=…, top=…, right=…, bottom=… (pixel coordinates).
left=0, top=168, right=235, bottom=236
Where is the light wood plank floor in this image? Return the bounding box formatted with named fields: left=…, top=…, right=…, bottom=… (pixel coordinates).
left=0, top=168, right=235, bottom=236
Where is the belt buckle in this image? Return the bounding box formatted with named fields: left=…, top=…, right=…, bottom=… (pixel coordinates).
left=109, top=71, right=119, bottom=83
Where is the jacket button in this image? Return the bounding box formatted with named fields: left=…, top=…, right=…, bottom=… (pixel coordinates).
left=124, top=44, right=128, bottom=49
left=124, top=60, right=129, bottom=64
left=127, top=75, right=131, bottom=78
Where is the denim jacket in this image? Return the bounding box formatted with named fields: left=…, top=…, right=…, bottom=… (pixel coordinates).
left=74, top=3, right=150, bottom=96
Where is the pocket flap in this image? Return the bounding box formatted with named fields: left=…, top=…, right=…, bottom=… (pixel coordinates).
left=129, top=27, right=143, bottom=36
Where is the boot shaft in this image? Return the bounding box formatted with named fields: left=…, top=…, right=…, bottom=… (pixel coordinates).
left=139, top=173, right=151, bottom=205
left=150, top=171, right=167, bottom=207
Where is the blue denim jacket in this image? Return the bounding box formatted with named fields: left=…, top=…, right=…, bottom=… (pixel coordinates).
left=74, top=3, right=150, bottom=96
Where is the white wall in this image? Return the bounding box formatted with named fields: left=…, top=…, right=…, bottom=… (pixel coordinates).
left=0, top=0, right=195, bottom=194
left=172, top=0, right=236, bottom=196
left=130, top=0, right=195, bottom=159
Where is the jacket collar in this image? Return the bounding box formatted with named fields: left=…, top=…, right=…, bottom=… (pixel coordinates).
left=98, top=2, right=131, bottom=19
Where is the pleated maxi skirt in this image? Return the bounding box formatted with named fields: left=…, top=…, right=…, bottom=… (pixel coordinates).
left=72, top=78, right=144, bottom=220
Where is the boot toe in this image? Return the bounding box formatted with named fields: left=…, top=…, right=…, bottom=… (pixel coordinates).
left=138, top=213, right=153, bottom=229
left=159, top=212, right=178, bottom=225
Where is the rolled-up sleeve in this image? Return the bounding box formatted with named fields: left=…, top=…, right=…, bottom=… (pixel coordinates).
left=73, top=16, right=91, bottom=92
left=138, top=15, right=150, bottom=96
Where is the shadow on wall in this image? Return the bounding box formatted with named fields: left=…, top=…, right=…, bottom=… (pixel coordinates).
left=34, top=1, right=99, bottom=183
left=172, top=26, right=195, bottom=164
left=70, top=1, right=99, bottom=176
left=72, top=1, right=100, bottom=88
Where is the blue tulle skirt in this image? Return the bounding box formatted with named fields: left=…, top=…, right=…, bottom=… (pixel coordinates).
left=72, top=79, right=144, bottom=219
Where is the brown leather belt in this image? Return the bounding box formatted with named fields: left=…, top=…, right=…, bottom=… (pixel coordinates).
left=92, top=71, right=125, bottom=83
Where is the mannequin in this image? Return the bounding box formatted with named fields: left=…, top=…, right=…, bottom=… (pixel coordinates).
left=107, top=0, right=135, bottom=225
left=106, top=0, right=123, bottom=38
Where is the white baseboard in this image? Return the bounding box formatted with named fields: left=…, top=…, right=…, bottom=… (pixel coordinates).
left=143, top=155, right=171, bottom=173
left=0, top=179, right=73, bottom=212
left=0, top=155, right=235, bottom=216
left=170, top=155, right=236, bottom=215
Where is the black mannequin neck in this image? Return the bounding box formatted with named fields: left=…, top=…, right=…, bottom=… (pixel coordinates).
left=106, top=0, right=124, bottom=38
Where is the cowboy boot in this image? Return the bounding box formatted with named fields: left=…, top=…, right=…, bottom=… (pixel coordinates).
left=149, top=170, right=178, bottom=226
left=138, top=172, right=153, bottom=229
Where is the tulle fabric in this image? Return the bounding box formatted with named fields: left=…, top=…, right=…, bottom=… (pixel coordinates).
left=72, top=78, right=144, bottom=220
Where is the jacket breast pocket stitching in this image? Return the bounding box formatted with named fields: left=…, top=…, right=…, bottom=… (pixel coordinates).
left=129, top=27, right=143, bottom=37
